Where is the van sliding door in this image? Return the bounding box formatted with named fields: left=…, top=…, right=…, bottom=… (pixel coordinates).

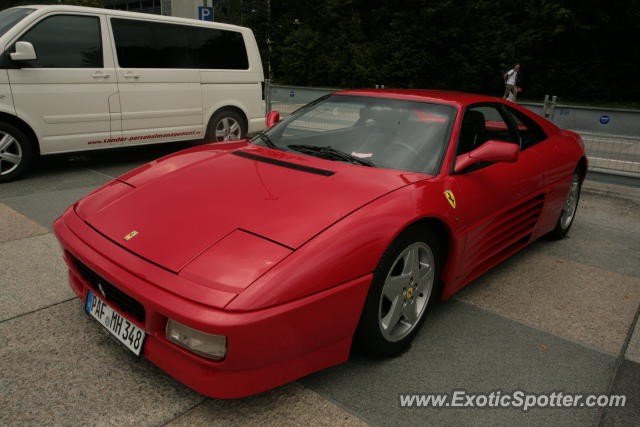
left=110, top=18, right=204, bottom=146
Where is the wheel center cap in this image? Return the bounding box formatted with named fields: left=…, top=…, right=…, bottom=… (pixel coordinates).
left=405, top=287, right=414, bottom=300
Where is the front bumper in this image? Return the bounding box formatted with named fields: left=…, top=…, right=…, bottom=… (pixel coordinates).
left=53, top=206, right=371, bottom=398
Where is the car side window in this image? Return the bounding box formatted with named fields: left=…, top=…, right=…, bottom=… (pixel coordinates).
left=111, top=18, right=249, bottom=70
left=456, top=105, right=518, bottom=155
left=17, top=15, right=103, bottom=68
left=503, top=106, right=548, bottom=149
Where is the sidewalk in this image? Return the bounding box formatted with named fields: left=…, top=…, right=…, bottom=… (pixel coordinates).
left=1, top=149, right=639, bottom=426
left=582, top=174, right=640, bottom=426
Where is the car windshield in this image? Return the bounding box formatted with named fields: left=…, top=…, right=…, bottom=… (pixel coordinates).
left=0, top=8, right=34, bottom=38
left=253, top=94, right=455, bottom=174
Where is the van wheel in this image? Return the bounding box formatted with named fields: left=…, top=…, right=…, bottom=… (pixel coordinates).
left=0, top=122, right=33, bottom=183
left=205, top=110, right=247, bottom=143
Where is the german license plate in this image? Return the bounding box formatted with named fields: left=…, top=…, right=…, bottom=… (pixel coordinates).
left=85, top=290, right=145, bottom=356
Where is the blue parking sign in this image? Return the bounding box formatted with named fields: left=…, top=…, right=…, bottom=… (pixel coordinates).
left=198, top=6, right=214, bottom=21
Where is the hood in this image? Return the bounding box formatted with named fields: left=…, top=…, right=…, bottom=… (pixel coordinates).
left=77, top=142, right=430, bottom=272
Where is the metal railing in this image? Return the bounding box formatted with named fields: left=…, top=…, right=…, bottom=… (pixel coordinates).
left=581, top=133, right=640, bottom=177
left=266, top=84, right=640, bottom=177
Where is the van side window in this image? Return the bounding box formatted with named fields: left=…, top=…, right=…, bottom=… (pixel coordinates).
left=109, top=19, right=155, bottom=68
left=17, top=15, right=103, bottom=68
left=111, top=18, right=249, bottom=70
left=192, top=27, right=249, bottom=70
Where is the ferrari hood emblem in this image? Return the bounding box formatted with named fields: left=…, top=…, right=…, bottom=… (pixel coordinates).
left=124, top=230, right=139, bottom=241
left=444, top=190, right=456, bottom=209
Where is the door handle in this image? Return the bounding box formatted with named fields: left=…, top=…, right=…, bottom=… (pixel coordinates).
left=92, top=71, right=110, bottom=79
left=124, top=71, right=141, bottom=79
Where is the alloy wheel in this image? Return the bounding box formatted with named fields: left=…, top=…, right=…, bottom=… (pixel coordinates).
left=214, top=117, right=242, bottom=141
left=0, top=131, right=22, bottom=176
left=560, top=174, right=580, bottom=229
left=378, top=242, right=435, bottom=342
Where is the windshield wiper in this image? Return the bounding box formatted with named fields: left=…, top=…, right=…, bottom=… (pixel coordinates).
left=253, top=133, right=283, bottom=150
left=287, top=144, right=374, bottom=167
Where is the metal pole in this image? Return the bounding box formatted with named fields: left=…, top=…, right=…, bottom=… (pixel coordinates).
left=265, top=0, right=272, bottom=113
left=267, top=0, right=272, bottom=81
left=265, top=79, right=271, bottom=114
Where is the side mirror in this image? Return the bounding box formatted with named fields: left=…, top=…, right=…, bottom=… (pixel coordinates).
left=454, top=140, right=519, bottom=173
left=10, top=41, right=37, bottom=61
left=265, top=111, right=281, bottom=129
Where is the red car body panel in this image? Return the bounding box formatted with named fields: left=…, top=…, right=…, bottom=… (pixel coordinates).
left=79, top=144, right=427, bottom=272
left=53, top=89, right=587, bottom=398
left=55, top=208, right=370, bottom=398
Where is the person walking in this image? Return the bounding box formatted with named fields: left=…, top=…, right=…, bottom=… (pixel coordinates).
left=503, top=63, right=520, bottom=101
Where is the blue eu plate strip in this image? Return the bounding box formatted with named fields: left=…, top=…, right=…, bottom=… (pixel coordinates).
left=85, top=291, right=94, bottom=312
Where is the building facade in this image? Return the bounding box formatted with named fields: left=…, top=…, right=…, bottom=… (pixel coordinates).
left=103, top=0, right=219, bottom=20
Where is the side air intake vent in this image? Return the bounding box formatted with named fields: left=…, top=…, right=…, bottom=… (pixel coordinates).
left=466, top=194, right=545, bottom=276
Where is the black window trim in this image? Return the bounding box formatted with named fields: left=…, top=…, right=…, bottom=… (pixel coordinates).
left=6, top=12, right=104, bottom=69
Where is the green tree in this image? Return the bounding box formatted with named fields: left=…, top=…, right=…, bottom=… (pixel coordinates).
left=246, top=0, right=640, bottom=103
left=1, top=0, right=102, bottom=9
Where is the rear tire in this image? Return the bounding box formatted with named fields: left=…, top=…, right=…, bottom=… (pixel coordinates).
left=548, top=171, right=582, bottom=240
left=355, top=226, right=441, bottom=357
left=204, top=110, right=247, bottom=143
left=0, top=122, right=33, bottom=183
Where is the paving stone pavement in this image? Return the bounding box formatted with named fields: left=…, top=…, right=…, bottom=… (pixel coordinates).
left=0, top=203, right=48, bottom=244
left=0, top=146, right=638, bottom=426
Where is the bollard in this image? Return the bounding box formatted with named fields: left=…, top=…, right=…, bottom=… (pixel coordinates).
left=550, top=96, right=557, bottom=121
left=543, top=95, right=558, bottom=121
left=543, top=95, right=550, bottom=118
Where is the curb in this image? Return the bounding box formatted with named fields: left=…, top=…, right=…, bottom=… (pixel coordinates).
left=582, top=179, right=640, bottom=203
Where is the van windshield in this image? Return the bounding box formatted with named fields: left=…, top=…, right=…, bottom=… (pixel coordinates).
left=0, top=8, right=34, bottom=38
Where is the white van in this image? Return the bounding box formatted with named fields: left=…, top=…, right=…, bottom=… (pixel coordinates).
left=0, top=5, right=265, bottom=182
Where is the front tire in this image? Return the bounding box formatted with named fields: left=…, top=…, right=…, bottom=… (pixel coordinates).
left=0, top=122, right=33, bottom=183
left=548, top=171, right=582, bottom=240
left=204, top=110, right=247, bottom=143
left=355, top=226, right=441, bottom=357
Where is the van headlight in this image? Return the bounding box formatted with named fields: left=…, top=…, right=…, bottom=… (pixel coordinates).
left=166, top=319, right=227, bottom=360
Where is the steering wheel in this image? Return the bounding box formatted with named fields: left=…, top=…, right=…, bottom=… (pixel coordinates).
left=389, top=140, right=421, bottom=157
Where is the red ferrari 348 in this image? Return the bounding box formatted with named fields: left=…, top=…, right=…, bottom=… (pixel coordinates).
left=54, top=90, right=587, bottom=398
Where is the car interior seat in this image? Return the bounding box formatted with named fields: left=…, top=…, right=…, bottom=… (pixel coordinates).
left=457, top=110, right=486, bottom=155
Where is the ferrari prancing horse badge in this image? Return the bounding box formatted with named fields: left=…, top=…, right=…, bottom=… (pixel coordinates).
left=124, top=230, right=139, bottom=241
left=444, top=190, right=456, bottom=209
